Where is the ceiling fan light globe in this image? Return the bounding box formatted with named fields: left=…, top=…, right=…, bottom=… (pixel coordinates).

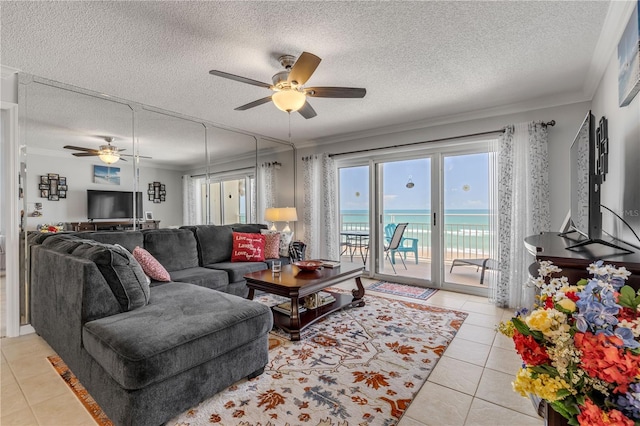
left=272, top=90, right=306, bottom=112
left=98, top=152, right=120, bottom=164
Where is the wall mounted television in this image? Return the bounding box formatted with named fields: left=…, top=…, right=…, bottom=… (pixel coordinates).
left=563, top=110, right=632, bottom=253
left=87, top=190, right=143, bottom=220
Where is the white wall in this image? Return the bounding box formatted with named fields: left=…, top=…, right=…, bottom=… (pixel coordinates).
left=591, top=42, right=640, bottom=244
left=25, top=154, right=183, bottom=230
left=292, top=101, right=592, bottom=233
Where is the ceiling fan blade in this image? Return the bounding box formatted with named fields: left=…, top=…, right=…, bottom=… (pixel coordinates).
left=298, top=101, right=317, bottom=119
left=305, top=87, right=366, bottom=98
left=234, top=96, right=273, bottom=111
left=121, top=154, right=152, bottom=159
left=288, top=52, right=321, bottom=86
left=209, top=70, right=272, bottom=89
left=64, top=145, right=95, bottom=152
left=72, top=152, right=99, bottom=157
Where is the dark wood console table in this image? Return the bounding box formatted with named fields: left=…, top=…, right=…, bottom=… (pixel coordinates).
left=524, top=232, right=640, bottom=289
left=73, top=220, right=160, bottom=231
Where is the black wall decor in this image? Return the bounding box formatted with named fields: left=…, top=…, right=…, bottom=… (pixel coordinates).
left=596, top=116, right=609, bottom=182
left=148, top=182, right=166, bottom=203
left=39, top=174, right=67, bottom=201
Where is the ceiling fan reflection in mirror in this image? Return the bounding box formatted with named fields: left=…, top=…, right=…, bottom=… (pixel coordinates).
left=209, top=51, right=366, bottom=119
left=64, top=137, right=152, bottom=165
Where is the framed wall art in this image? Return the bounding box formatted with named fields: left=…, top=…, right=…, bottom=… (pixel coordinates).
left=618, top=1, right=640, bottom=107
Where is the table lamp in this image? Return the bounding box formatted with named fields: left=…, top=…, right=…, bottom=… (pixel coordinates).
left=280, top=207, right=298, bottom=233
left=264, top=207, right=280, bottom=231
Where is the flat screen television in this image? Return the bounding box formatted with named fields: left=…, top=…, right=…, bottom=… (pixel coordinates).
left=564, top=111, right=632, bottom=253
left=568, top=110, right=601, bottom=241
left=87, top=190, right=143, bottom=220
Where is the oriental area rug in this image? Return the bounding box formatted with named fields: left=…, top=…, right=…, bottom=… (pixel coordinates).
left=48, top=291, right=467, bottom=426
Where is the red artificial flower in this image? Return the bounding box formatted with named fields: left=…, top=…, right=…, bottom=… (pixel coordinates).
left=574, top=332, right=640, bottom=394
left=565, top=291, right=579, bottom=302
left=544, top=296, right=555, bottom=309
left=618, top=307, right=639, bottom=322
left=512, top=330, right=549, bottom=366
left=577, top=398, right=634, bottom=426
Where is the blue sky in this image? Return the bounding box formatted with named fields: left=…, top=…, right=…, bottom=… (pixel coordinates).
left=339, top=154, right=489, bottom=211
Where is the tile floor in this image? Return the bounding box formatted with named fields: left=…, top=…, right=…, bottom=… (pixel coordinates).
left=1, top=280, right=542, bottom=426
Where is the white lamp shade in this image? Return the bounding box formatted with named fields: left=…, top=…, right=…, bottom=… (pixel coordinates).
left=280, top=207, right=298, bottom=222
left=264, top=207, right=280, bottom=222
left=272, top=90, right=306, bottom=112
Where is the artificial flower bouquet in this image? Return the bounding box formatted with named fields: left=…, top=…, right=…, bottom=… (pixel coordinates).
left=499, top=261, right=640, bottom=426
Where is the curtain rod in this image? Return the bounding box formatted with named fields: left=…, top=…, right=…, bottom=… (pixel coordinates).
left=190, top=166, right=255, bottom=178
left=328, top=120, right=555, bottom=158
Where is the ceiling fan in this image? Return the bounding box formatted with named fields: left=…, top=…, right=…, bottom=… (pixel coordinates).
left=209, top=52, right=366, bottom=119
left=64, top=137, right=152, bottom=165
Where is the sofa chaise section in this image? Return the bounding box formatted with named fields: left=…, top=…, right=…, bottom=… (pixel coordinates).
left=30, top=236, right=273, bottom=426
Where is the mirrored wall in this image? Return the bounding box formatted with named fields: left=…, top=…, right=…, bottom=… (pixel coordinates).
left=17, top=74, right=294, bottom=325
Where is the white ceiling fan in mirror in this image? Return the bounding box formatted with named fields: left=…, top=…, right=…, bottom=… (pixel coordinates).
left=64, top=137, right=152, bottom=165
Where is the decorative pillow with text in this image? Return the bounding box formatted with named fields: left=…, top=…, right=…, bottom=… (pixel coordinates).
left=231, top=232, right=266, bottom=262
left=133, top=246, right=171, bottom=282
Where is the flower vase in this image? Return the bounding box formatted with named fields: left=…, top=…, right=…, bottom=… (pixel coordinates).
left=542, top=401, right=569, bottom=426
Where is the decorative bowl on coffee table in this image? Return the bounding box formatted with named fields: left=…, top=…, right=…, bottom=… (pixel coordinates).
left=293, top=260, right=323, bottom=271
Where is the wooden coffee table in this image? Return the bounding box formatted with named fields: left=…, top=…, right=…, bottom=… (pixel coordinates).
left=245, top=262, right=365, bottom=341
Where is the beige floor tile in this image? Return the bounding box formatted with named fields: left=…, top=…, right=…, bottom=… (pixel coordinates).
left=428, top=357, right=483, bottom=396
left=0, top=407, right=39, bottom=426
left=1, top=381, right=30, bottom=417
left=426, top=294, right=467, bottom=310
left=403, top=381, right=473, bottom=426
left=485, top=346, right=522, bottom=375
left=18, top=370, right=71, bottom=406
left=0, top=334, right=42, bottom=349
left=464, top=398, right=542, bottom=426
left=1, top=365, right=17, bottom=389
left=31, top=392, right=96, bottom=426
left=475, top=368, right=538, bottom=418
left=443, top=339, right=491, bottom=367
left=397, top=414, right=426, bottom=426
left=9, top=354, right=56, bottom=382
left=459, top=301, right=504, bottom=316
left=2, top=338, right=54, bottom=363
left=492, top=333, right=515, bottom=351
left=454, top=324, right=496, bottom=346
left=463, top=312, right=502, bottom=329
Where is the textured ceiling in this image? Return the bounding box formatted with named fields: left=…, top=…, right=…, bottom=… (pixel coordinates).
left=1, top=1, right=611, bottom=164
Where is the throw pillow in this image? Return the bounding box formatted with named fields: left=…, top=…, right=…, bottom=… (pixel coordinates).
left=279, top=231, right=294, bottom=257
left=231, top=232, right=265, bottom=262
left=261, top=229, right=294, bottom=257
left=263, top=232, right=281, bottom=259
left=72, top=241, right=150, bottom=312
left=133, top=246, right=171, bottom=282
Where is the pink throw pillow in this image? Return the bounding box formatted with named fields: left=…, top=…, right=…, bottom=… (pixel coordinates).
left=132, top=246, right=171, bottom=282
left=231, top=232, right=265, bottom=262
left=263, top=232, right=281, bottom=259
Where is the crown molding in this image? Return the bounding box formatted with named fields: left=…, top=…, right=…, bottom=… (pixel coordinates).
left=296, top=91, right=590, bottom=149
left=583, top=0, right=637, bottom=99
left=1, top=65, right=20, bottom=80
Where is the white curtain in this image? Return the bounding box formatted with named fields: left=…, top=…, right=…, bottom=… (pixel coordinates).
left=182, top=174, right=201, bottom=225
left=302, top=154, right=339, bottom=260
left=491, top=122, right=550, bottom=309
left=257, top=162, right=277, bottom=224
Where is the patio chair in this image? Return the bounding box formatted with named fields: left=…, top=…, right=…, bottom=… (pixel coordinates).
left=384, top=223, right=409, bottom=274
left=449, top=258, right=497, bottom=285
left=384, top=223, right=419, bottom=264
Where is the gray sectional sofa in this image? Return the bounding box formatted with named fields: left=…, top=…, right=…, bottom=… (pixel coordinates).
left=29, top=224, right=285, bottom=426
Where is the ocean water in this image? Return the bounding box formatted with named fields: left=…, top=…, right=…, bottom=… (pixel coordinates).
left=341, top=209, right=491, bottom=255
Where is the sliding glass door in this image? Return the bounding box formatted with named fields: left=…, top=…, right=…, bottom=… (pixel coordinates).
left=337, top=141, right=494, bottom=296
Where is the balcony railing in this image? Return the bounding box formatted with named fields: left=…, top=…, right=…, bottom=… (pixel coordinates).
left=341, top=212, right=491, bottom=261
